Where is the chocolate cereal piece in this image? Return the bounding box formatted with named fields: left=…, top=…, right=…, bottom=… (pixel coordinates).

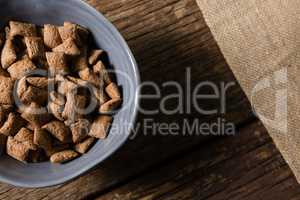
left=33, top=128, right=52, bottom=150
left=53, top=38, right=80, bottom=56
left=48, top=101, right=64, bottom=121
left=21, top=102, right=52, bottom=127
left=7, top=57, right=37, bottom=80
left=99, top=98, right=122, bottom=114
left=6, top=136, right=30, bottom=162
left=26, top=77, right=49, bottom=89
left=1, top=39, right=17, bottom=68
left=9, top=21, right=37, bottom=37
left=62, top=92, right=86, bottom=122
left=93, top=61, right=111, bottom=85
left=50, top=150, right=79, bottom=163
left=46, top=52, right=68, bottom=74
left=58, top=22, right=80, bottom=44
left=0, top=105, right=13, bottom=126
left=14, top=128, right=37, bottom=150
left=88, top=49, right=104, bottom=65
left=74, top=46, right=88, bottom=71
left=79, top=67, right=102, bottom=87
left=0, top=76, right=14, bottom=105
left=74, top=137, right=95, bottom=154
left=42, top=121, right=71, bottom=143
left=70, top=119, right=90, bottom=143
left=106, top=82, right=121, bottom=99
left=43, top=24, right=62, bottom=49
left=24, top=37, right=45, bottom=59
left=21, top=86, right=48, bottom=105
left=89, top=115, right=112, bottom=139
left=0, top=113, right=26, bottom=136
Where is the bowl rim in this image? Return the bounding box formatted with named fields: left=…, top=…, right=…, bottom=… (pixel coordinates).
left=0, top=0, right=140, bottom=188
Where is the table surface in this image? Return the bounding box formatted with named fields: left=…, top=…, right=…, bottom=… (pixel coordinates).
left=1, top=0, right=300, bottom=199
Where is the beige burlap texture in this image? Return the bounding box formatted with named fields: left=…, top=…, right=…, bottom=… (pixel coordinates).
left=196, top=0, right=300, bottom=182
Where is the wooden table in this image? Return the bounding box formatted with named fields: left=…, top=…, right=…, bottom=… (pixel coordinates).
left=1, top=0, right=300, bottom=199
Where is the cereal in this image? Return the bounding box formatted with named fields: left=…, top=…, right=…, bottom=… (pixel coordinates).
left=1, top=39, right=17, bottom=68
left=0, top=20, right=121, bottom=164
left=50, top=150, right=79, bottom=163
left=89, top=115, right=112, bottom=139
left=43, top=24, right=62, bottom=49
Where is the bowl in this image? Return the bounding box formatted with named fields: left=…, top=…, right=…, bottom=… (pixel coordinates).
left=0, top=0, right=140, bottom=188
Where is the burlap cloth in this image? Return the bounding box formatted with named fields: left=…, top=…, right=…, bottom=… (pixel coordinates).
left=196, top=0, right=300, bottom=182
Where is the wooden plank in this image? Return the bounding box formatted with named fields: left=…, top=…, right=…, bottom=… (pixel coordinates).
left=0, top=0, right=254, bottom=199
left=98, top=121, right=299, bottom=200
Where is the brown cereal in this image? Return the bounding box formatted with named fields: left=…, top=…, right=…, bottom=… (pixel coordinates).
left=48, top=101, right=64, bottom=121
left=9, top=21, right=37, bottom=37
left=93, top=61, right=111, bottom=85
left=73, top=46, right=88, bottom=71
left=99, top=98, right=122, bottom=114
left=74, top=137, right=95, bottom=154
left=42, top=121, right=71, bottom=143
left=88, top=49, right=104, bottom=65
left=7, top=57, right=37, bottom=80
left=78, top=67, right=102, bottom=87
left=21, top=86, right=48, bottom=105
left=43, top=24, right=62, bottom=49
left=1, top=39, right=17, bottom=68
left=106, top=82, right=121, bottom=99
left=24, top=37, right=45, bottom=59
left=21, top=102, right=52, bottom=127
left=0, top=76, right=14, bottom=105
left=46, top=52, right=68, bottom=74
left=26, top=77, right=49, bottom=89
left=53, top=38, right=80, bottom=56
left=50, top=150, right=79, bottom=163
left=33, top=128, right=52, bottom=150
left=70, top=119, right=90, bottom=143
left=14, top=128, right=37, bottom=150
left=62, top=92, right=86, bottom=122
left=58, top=22, right=80, bottom=44
left=0, top=113, right=26, bottom=136
left=89, top=115, right=112, bottom=139
left=6, top=136, right=31, bottom=162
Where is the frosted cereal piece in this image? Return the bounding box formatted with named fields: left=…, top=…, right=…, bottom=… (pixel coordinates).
left=46, top=52, right=68, bottom=74
left=70, top=119, right=90, bottom=143
left=50, top=150, right=79, bottom=163
left=74, top=137, right=95, bottom=154
left=24, top=37, right=45, bottom=59
left=88, top=115, right=112, bottom=139
left=33, top=128, right=52, bottom=150
left=0, top=76, right=14, bottom=105
left=88, top=49, right=103, bottom=65
left=53, top=38, right=80, bottom=56
left=9, top=21, right=37, bottom=37
left=93, top=61, right=111, bottom=85
left=43, top=24, right=62, bottom=48
left=1, top=39, right=17, bottom=68
left=21, top=102, right=52, bottom=127
left=99, top=99, right=122, bottom=114
left=0, top=113, right=26, bottom=136
left=106, top=82, right=121, bottom=99
left=42, top=121, right=71, bottom=143
left=7, top=57, right=37, bottom=80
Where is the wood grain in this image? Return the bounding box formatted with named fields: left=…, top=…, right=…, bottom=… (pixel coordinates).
left=98, top=121, right=299, bottom=200
left=0, top=0, right=254, bottom=199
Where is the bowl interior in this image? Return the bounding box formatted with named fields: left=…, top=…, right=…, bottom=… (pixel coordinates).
left=0, top=0, right=139, bottom=187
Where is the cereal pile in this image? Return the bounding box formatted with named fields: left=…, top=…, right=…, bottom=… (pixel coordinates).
left=0, top=21, right=121, bottom=163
